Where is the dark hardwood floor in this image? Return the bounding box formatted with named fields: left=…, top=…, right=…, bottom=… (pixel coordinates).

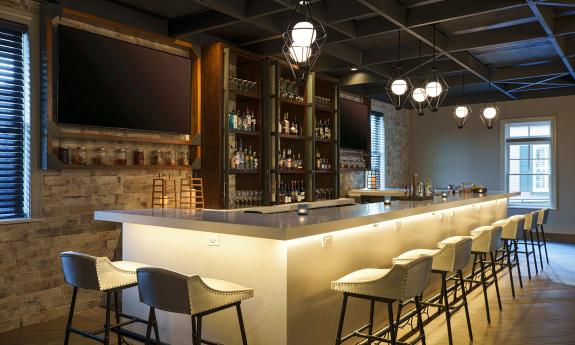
left=1, top=242, right=574, bottom=345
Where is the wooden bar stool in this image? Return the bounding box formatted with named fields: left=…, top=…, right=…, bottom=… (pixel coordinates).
left=60, top=252, right=149, bottom=345
left=468, top=225, right=503, bottom=323
left=331, top=254, right=432, bottom=345
left=511, top=212, right=540, bottom=278
left=136, top=267, right=254, bottom=345
left=394, top=236, right=473, bottom=345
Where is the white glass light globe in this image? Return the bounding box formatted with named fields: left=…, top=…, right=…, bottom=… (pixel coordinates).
left=412, top=87, right=426, bottom=102
left=482, top=106, right=497, bottom=119
left=425, top=81, right=443, bottom=98
left=455, top=106, right=469, bottom=118
left=292, top=21, right=316, bottom=45
left=391, top=79, right=408, bottom=95
left=289, top=45, right=311, bottom=62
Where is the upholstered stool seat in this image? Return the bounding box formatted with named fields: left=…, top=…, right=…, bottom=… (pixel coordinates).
left=468, top=225, right=503, bottom=323
left=60, top=252, right=150, bottom=345
left=332, top=254, right=432, bottom=345
left=136, top=267, right=253, bottom=345
left=394, top=236, right=473, bottom=345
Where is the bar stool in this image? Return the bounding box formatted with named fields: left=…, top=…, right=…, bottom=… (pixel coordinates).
left=60, top=252, right=149, bottom=345
left=536, top=208, right=550, bottom=264
left=468, top=225, right=503, bottom=323
left=331, top=254, right=432, bottom=345
left=136, top=267, right=254, bottom=345
left=394, top=236, right=473, bottom=345
left=492, top=216, right=525, bottom=298
left=511, top=212, right=539, bottom=278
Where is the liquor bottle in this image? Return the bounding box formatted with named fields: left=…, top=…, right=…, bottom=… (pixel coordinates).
left=290, top=117, right=298, bottom=135
left=282, top=113, right=290, bottom=134
left=299, top=180, right=306, bottom=201
left=286, top=149, right=293, bottom=169
left=318, top=120, right=324, bottom=139
left=230, top=142, right=237, bottom=169
left=279, top=182, right=285, bottom=204
left=279, top=149, right=286, bottom=169
left=229, top=108, right=236, bottom=130
left=291, top=181, right=297, bottom=201
left=246, top=146, right=253, bottom=170
left=238, top=140, right=245, bottom=170
left=251, top=109, right=257, bottom=131
left=296, top=153, right=302, bottom=169
left=253, top=152, right=258, bottom=170
left=325, top=119, right=331, bottom=140
left=316, top=152, right=322, bottom=170
left=234, top=142, right=241, bottom=170
left=284, top=182, right=292, bottom=203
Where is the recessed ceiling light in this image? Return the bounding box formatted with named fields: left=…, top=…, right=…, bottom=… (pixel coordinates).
left=350, top=67, right=358, bottom=71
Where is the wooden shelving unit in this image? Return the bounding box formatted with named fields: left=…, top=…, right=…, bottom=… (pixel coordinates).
left=57, top=164, right=191, bottom=170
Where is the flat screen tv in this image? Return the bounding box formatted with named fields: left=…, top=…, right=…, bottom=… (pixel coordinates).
left=56, top=26, right=192, bottom=134
left=339, top=98, right=369, bottom=150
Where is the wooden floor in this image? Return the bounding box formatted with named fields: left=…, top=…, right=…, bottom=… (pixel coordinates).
left=1, top=242, right=574, bottom=345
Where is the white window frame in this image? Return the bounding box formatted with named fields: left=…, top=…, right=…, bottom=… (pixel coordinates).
left=500, top=116, right=557, bottom=209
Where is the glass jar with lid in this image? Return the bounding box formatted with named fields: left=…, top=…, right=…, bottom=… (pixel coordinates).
left=134, top=148, right=145, bottom=165
left=168, top=150, right=177, bottom=166
left=151, top=150, right=162, bottom=165
left=73, top=147, right=87, bottom=165
left=58, top=146, right=70, bottom=164
left=181, top=151, right=190, bottom=166
left=117, top=148, right=127, bottom=165
left=94, top=147, right=107, bottom=165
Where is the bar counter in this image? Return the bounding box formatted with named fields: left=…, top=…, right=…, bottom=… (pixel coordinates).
left=95, top=192, right=518, bottom=345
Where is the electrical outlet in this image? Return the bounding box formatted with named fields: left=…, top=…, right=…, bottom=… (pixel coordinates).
left=372, top=223, right=380, bottom=230
left=322, top=235, right=333, bottom=248
left=208, top=235, right=220, bottom=246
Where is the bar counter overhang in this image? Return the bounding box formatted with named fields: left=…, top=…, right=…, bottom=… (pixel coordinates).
left=95, top=192, right=518, bottom=345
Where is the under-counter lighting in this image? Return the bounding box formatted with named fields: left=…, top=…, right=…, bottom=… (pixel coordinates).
left=350, top=67, right=358, bottom=71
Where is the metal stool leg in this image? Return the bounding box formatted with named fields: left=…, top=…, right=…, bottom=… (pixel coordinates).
left=504, top=241, right=516, bottom=298
left=514, top=240, right=524, bottom=288
left=415, top=296, right=426, bottom=345
left=529, top=230, right=539, bottom=274
left=534, top=226, right=544, bottom=270
left=196, top=316, right=202, bottom=345
left=236, top=303, right=248, bottom=345
left=540, top=224, right=549, bottom=264
left=523, top=235, right=532, bottom=280
left=64, top=287, right=77, bottom=345
left=441, top=272, right=453, bottom=345
left=335, top=294, right=348, bottom=345
left=387, top=302, right=397, bottom=345
left=114, top=291, right=122, bottom=345
left=152, top=308, right=160, bottom=345
left=104, top=292, right=111, bottom=345
left=458, top=270, right=473, bottom=341
left=479, top=253, right=491, bottom=323
left=367, top=299, right=375, bottom=344
left=144, top=308, right=153, bottom=345
left=489, top=252, right=502, bottom=310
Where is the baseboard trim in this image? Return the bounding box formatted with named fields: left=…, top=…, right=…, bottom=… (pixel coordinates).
left=545, top=232, right=575, bottom=244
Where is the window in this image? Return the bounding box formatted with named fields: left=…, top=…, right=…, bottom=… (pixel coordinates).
left=503, top=119, right=555, bottom=208
left=0, top=21, right=30, bottom=220
left=370, top=111, right=385, bottom=188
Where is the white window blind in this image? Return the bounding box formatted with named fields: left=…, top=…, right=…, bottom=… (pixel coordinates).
left=504, top=120, right=555, bottom=208
left=0, top=21, right=28, bottom=219
left=370, top=111, right=384, bottom=188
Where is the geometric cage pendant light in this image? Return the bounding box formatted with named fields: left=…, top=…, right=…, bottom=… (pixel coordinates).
left=452, top=72, right=472, bottom=128
left=425, top=25, right=449, bottom=112
left=480, top=67, right=500, bottom=130
left=282, top=0, right=327, bottom=86
left=410, top=40, right=428, bottom=116
left=386, top=30, right=412, bottom=110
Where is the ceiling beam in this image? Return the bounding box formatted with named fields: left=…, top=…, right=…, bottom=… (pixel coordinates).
left=358, top=0, right=517, bottom=99
left=508, top=72, right=570, bottom=92
left=527, top=1, right=575, bottom=80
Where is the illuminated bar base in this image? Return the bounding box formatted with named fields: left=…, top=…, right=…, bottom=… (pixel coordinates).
left=95, top=192, right=515, bottom=345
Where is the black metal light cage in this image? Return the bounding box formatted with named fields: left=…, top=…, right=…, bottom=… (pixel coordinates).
left=452, top=72, right=472, bottom=129
left=479, top=68, right=499, bottom=130
left=409, top=40, right=427, bottom=116
left=425, top=25, right=449, bottom=112
left=386, top=30, right=412, bottom=110
left=282, top=1, right=327, bottom=86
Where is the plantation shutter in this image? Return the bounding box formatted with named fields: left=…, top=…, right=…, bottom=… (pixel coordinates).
left=370, top=111, right=385, bottom=188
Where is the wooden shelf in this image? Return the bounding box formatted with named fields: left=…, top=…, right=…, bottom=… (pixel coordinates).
left=280, top=98, right=305, bottom=106
left=230, top=89, right=260, bottom=100
left=314, top=170, right=334, bottom=174
left=59, top=164, right=191, bottom=170
left=279, top=133, right=306, bottom=141
left=315, top=106, right=335, bottom=112
left=230, top=130, right=260, bottom=136
left=228, top=169, right=260, bottom=175
left=278, top=169, right=306, bottom=174
left=315, top=138, right=333, bottom=143
left=340, top=168, right=367, bottom=172
left=51, top=131, right=197, bottom=146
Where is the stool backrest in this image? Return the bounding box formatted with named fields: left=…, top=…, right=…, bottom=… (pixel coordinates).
left=60, top=252, right=100, bottom=290
left=136, top=267, right=191, bottom=315
left=523, top=212, right=537, bottom=231
left=471, top=226, right=502, bottom=253
left=494, top=218, right=521, bottom=240
left=537, top=208, right=550, bottom=225
left=392, top=255, right=433, bottom=300
left=437, top=236, right=473, bottom=272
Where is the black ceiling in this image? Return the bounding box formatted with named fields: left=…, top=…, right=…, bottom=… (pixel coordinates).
left=62, top=0, right=575, bottom=106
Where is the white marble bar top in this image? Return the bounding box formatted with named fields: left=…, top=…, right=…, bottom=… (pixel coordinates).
left=347, top=188, right=407, bottom=197
left=95, top=192, right=519, bottom=241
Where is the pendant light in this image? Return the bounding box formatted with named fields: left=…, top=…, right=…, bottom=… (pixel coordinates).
left=452, top=72, right=472, bottom=128
left=425, top=25, right=449, bottom=112
left=282, top=1, right=327, bottom=86
left=480, top=67, right=499, bottom=129
left=386, top=30, right=412, bottom=110
left=409, top=40, right=427, bottom=116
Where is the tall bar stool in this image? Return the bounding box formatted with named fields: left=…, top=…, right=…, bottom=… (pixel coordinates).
left=468, top=225, right=503, bottom=323
left=136, top=267, right=254, bottom=345
left=60, top=252, right=149, bottom=345
left=394, top=236, right=473, bottom=345
left=492, top=216, right=525, bottom=298
left=331, top=254, right=432, bottom=345
left=512, top=211, right=540, bottom=278
left=536, top=208, right=550, bottom=264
